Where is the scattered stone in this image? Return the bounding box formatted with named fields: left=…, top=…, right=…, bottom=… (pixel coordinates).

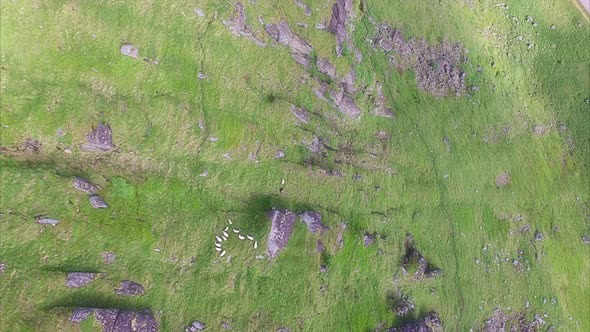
left=265, top=20, right=313, bottom=67
left=316, top=57, right=336, bottom=80
left=315, top=23, right=326, bottom=30
left=82, top=123, right=115, bottom=152
left=223, top=2, right=267, bottom=47
left=582, top=235, right=590, bottom=244
left=102, top=252, right=116, bottom=264
left=266, top=209, right=297, bottom=258
left=115, top=280, right=145, bottom=296
left=373, top=25, right=467, bottom=98
left=71, top=308, right=158, bottom=332
left=294, top=0, right=312, bottom=16
left=120, top=44, right=139, bottom=59
left=66, top=272, right=97, bottom=288
left=290, top=105, right=310, bottom=124
left=57, top=128, right=67, bottom=137
left=197, top=71, right=208, bottom=80
left=208, top=136, right=219, bottom=142
left=385, top=312, right=442, bottom=331
left=277, top=328, right=290, bottom=332
left=316, top=239, right=324, bottom=253
left=0, top=262, right=6, bottom=276
left=363, top=233, right=374, bottom=247
left=443, top=136, right=451, bottom=152
left=89, top=195, right=108, bottom=209
left=534, top=230, right=543, bottom=241
left=186, top=320, right=206, bottom=332
left=495, top=172, right=511, bottom=187
left=275, top=150, right=285, bottom=159
left=37, top=218, right=61, bottom=226
left=320, top=264, right=327, bottom=273
left=328, top=0, right=354, bottom=56
left=299, top=211, right=328, bottom=234
left=73, top=177, right=98, bottom=194
left=199, top=169, right=209, bottom=177
left=307, top=135, right=325, bottom=154
left=296, top=22, right=308, bottom=28
left=377, top=131, right=390, bottom=141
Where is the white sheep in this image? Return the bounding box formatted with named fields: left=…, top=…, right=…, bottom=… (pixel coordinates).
left=215, top=242, right=222, bottom=248
left=215, top=247, right=222, bottom=252
left=215, top=236, right=222, bottom=242
left=220, top=250, right=226, bottom=257
left=254, top=241, right=258, bottom=249
left=228, top=219, right=233, bottom=225
left=238, top=234, right=245, bottom=240
left=247, top=235, right=254, bottom=241
left=223, top=231, right=229, bottom=237
left=233, top=229, right=240, bottom=233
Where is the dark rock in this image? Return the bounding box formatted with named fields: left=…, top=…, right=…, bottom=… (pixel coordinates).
left=363, top=233, right=374, bottom=247
left=120, top=44, right=139, bottom=58
left=66, top=272, right=97, bottom=288
left=307, top=135, right=325, bottom=154
left=20, top=138, right=42, bottom=153
left=294, top=0, right=311, bottom=16
left=534, top=230, right=543, bottom=241
left=582, top=235, right=590, bottom=244
left=316, top=239, right=324, bottom=253
left=265, top=21, right=313, bottom=67
left=401, top=234, right=440, bottom=280
left=115, top=280, right=145, bottom=296
left=186, top=320, right=206, bottom=331
left=316, top=57, right=336, bottom=80
left=277, top=329, right=290, bottom=332
left=223, top=2, right=267, bottom=47
left=80, top=308, right=157, bottom=332
left=388, top=291, right=415, bottom=317
left=386, top=312, right=442, bottom=332
left=222, top=320, right=232, bottom=330
left=82, top=123, right=115, bottom=152
left=37, top=218, right=61, bottom=226
left=266, top=209, right=297, bottom=258
left=73, top=177, right=98, bottom=194
left=89, top=195, right=108, bottom=209
left=299, top=211, right=328, bottom=234
left=102, top=252, right=116, bottom=264
left=290, top=105, right=310, bottom=124
left=495, top=172, right=511, bottom=187
left=320, top=264, right=327, bottom=273
left=374, top=25, right=467, bottom=98
left=328, top=0, right=354, bottom=56
left=329, top=89, right=361, bottom=118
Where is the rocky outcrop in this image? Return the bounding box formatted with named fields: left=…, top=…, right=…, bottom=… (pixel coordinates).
left=223, top=2, right=267, bottom=47
left=385, top=312, right=443, bottom=332
left=70, top=307, right=158, bottom=332
left=401, top=234, right=441, bottom=280
left=329, top=89, right=361, bottom=118
left=115, top=280, right=145, bottom=296
left=73, top=177, right=98, bottom=194
left=374, top=25, right=467, bottom=98
left=299, top=211, right=328, bottom=234
left=265, top=21, right=313, bottom=67
left=81, top=123, right=115, bottom=152
left=266, top=209, right=297, bottom=258
left=290, top=105, right=310, bottom=124
left=328, top=0, right=354, bottom=56
left=89, top=195, right=108, bottom=209
left=66, top=272, right=98, bottom=288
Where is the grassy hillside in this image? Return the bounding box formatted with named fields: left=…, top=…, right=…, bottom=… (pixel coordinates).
left=1, top=0, right=589, bottom=331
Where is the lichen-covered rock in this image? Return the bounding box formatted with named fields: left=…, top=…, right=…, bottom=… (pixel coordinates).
left=115, top=280, right=145, bottom=296
left=385, top=312, right=443, bottom=332
left=66, top=272, right=97, bottom=288
left=290, top=105, right=310, bottom=124
left=120, top=44, right=139, bottom=58
left=329, top=89, right=361, bottom=118
left=102, top=252, right=116, bottom=264
left=89, top=195, right=108, bottom=209
left=73, top=177, right=98, bottom=194
left=316, top=57, right=336, bottom=80
left=294, top=0, right=311, bottom=16
left=299, top=211, right=328, bottom=234
left=186, top=320, right=206, bottom=331
left=495, top=172, right=511, bottom=187
left=71, top=308, right=158, bottom=332
left=328, top=0, right=354, bottom=56
left=363, top=233, right=375, bottom=247
left=37, top=218, right=61, bottom=226
left=266, top=209, right=297, bottom=258
left=82, top=123, right=115, bottom=152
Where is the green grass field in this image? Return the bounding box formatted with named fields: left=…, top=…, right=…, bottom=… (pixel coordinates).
left=1, top=0, right=589, bottom=331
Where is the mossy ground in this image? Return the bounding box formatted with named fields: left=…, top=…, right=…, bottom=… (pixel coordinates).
left=1, top=0, right=589, bottom=331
